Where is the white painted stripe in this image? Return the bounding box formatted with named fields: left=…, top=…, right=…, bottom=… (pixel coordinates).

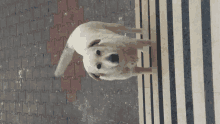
left=159, top=0, right=172, bottom=124
left=149, top=0, right=160, bottom=123
left=210, top=0, right=220, bottom=123
left=135, top=0, right=145, bottom=123
left=142, top=0, right=152, bottom=124
left=189, top=0, right=206, bottom=123
left=172, top=0, right=187, bottom=124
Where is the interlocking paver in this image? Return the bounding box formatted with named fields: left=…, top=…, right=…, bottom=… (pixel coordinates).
left=1, top=18, right=6, bottom=28
left=23, top=21, right=30, bottom=34
left=24, top=46, right=31, bottom=57
left=34, top=91, right=41, bottom=103
left=34, top=31, right=42, bottom=44
left=15, top=79, right=22, bottom=91
left=45, top=103, right=53, bottom=116
left=30, top=20, right=38, bottom=31
left=42, top=116, right=49, bottom=124
left=33, top=115, right=42, bottom=124
left=34, top=6, right=41, bottom=19
left=40, top=3, right=49, bottom=17
left=21, top=58, right=28, bottom=69
left=52, top=78, right=61, bottom=92
left=57, top=0, right=68, bottom=13
left=15, top=102, right=22, bottom=113
left=26, top=91, right=34, bottom=103
left=27, top=33, right=34, bottom=45
left=46, top=40, right=54, bottom=53
left=30, top=0, right=37, bottom=9
left=19, top=91, right=26, bottom=102
left=38, top=103, right=46, bottom=116
left=38, top=0, right=45, bottom=5
left=5, top=49, right=10, bottom=59
left=57, top=91, right=66, bottom=104
left=3, top=27, right=10, bottom=37
left=54, top=38, right=64, bottom=52
left=22, top=0, right=30, bottom=12
left=23, top=102, right=28, bottom=114
left=0, top=7, right=2, bottom=18
left=21, top=34, right=28, bottom=47
left=28, top=56, right=36, bottom=67
left=51, top=51, right=60, bottom=65
left=8, top=37, right=14, bottom=48
left=1, top=38, right=6, bottom=49
left=36, top=54, right=44, bottom=67
left=39, top=42, right=47, bottom=54
left=29, top=102, right=38, bottom=115
left=49, top=92, right=57, bottom=104
left=16, top=2, right=22, bottom=14
left=62, top=103, right=72, bottom=117
left=64, top=62, right=75, bottom=78
left=43, top=54, right=51, bottom=66
left=14, top=36, right=21, bottom=48
left=15, top=58, right=22, bottom=69
left=13, top=14, right=20, bottom=25
left=28, top=79, right=36, bottom=91
left=27, top=115, right=34, bottom=123
left=53, top=104, right=62, bottom=116
left=0, top=51, right=4, bottom=60
left=40, top=66, right=48, bottom=78
left=76, top=62, right=86, bottom=77
left=48, top=1, right=58, bottom=16
left=46, top=65, right=54, bottom=78
left=20, top=114, right=27, bottom=124
left=10, top=24, right=17, bottom=36
left=44, top=78, right=52, bottom=92
left=36, top=78, right=44, bottom=91
left=1, top=111, right=7, bottom=122
left=38, top=18, right=45, bottom=30
left=7, top=16, right=14, bottom=27
left=17, top=23, right=24, bottom=36
left=41, top=91, right=50, bottom=103
left=22, top=79, right=29, bottom=92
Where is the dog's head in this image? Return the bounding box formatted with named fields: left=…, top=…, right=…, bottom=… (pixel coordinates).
left=83, top=39, right=122, bottom=81
left=83, top=39, right=138, bottom=81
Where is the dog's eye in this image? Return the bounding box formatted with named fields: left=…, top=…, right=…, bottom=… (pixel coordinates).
left=96, top=50, right=101, bottom=55
left=97, top=64, right=101, bottom=69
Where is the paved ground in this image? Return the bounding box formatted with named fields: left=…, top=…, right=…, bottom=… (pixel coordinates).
left=0, top=0, right=139, bottom=123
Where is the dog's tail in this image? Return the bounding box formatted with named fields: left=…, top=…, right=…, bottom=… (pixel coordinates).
left=54, top=44, right=75, bottom=77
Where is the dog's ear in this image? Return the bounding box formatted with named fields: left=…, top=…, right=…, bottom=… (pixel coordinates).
left=88, top=73, right=102, bottom=81
left=88, top=39, right=101, bottom=47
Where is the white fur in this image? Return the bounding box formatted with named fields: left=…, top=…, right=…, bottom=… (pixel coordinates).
left=54, top=21, right=153, bottom=81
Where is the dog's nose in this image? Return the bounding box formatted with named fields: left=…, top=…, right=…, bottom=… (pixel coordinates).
left=107, top=54, right=119, bottom=63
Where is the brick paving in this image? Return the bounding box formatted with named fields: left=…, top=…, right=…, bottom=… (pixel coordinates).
left=0, top=0, right=139, bottom=123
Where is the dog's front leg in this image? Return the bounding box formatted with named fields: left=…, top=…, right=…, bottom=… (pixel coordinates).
left=134, top=39, right=153, bottom=49
left=116, top=26, right=143, bottom=34
left=133, top=67, right=152, bottom=75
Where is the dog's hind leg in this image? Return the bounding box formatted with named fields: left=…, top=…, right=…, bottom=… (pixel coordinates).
left=54, top=45, right=75, bottom=77
left=103, top=22, right=143, bottom=34
left=132, top=39, right=154, bottom=49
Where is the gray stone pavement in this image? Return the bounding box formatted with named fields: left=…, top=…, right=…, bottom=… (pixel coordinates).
left=0, top=0, right=139, bottom=123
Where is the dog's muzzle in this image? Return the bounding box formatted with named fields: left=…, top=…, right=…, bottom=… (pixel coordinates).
left=107, top=54, right=119, bottom=63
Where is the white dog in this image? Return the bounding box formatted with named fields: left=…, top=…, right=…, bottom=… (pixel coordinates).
left=54, top=21, right=154, bottom=81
